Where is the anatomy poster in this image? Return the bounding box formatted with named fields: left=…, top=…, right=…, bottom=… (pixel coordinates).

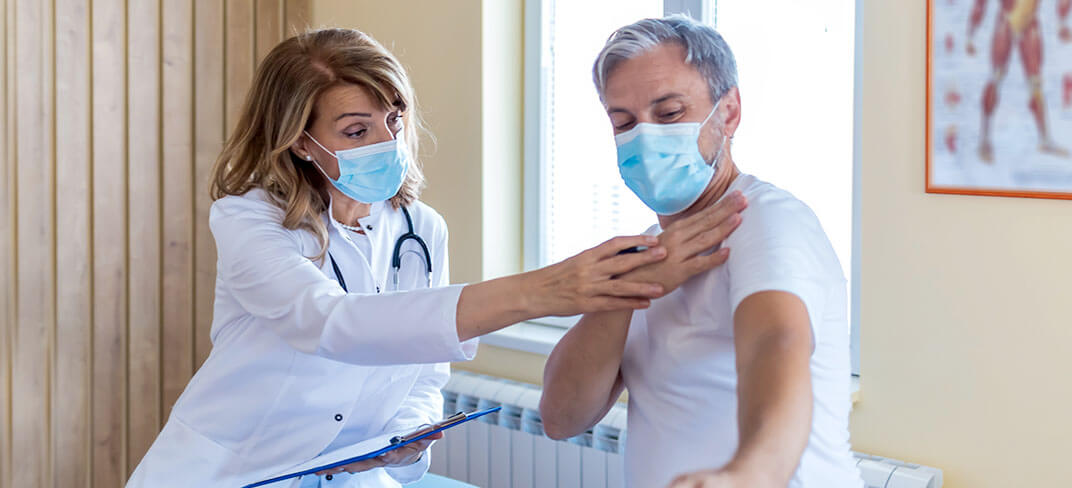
left=928, top=0, right=1072, bottom=199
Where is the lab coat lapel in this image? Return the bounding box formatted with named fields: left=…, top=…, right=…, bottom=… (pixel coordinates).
left=363, top=201, right=398, bottom=291
left=323, top=199, right=378, bottom=293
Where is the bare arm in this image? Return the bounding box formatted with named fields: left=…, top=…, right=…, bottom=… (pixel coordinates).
left=667, top=290, right=813, bottom=488
left=540, top=310, right=631, bottom=440
left=540, top=192, right=747, bottom=439
left=725, top=291, right=814, bottom=486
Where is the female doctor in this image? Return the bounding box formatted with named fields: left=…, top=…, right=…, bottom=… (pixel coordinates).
left=127, top=28, right=743, bottom=488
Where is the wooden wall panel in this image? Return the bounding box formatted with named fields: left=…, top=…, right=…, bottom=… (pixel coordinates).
left=255, top=0, right=284, bottom=64
left=53, top=0, right=92, bottom=486
left=161, top=0, right=196, bottom=421
left=91, top=0, right=128, bottom=485
left=285, top=0, right=311, bottom=38
left=1, top=0, right=311, bottom=485
left=226, top=0, right=255, bottom=137
left=0, top=0, right=12, bottom=483
left=12, top=0, right=54, bottom=486
left=126, top=0, right=163, bottom=477
left=193, top=0, right=225, bottom=368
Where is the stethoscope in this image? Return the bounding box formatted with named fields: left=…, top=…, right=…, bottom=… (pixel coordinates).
left=328, top=206, right=432, bottom=293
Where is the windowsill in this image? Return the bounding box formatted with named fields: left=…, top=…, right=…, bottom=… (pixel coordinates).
left=484, top=321, right=861, bottom=405
left=480, top=320, right=572, bottom=356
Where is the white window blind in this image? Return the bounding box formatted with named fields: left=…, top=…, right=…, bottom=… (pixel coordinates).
left=540, top=0, right=666, bottom=267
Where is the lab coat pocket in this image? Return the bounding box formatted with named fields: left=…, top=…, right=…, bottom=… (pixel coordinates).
left=127, top=417, right=243, bottom=487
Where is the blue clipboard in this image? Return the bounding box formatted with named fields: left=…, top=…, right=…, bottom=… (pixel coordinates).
left=242, top=406, right=501, bottom=488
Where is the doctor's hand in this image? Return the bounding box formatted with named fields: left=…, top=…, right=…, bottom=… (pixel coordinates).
left=619, top=191, right=747, bottom=296
left=314, top=431, right=443, bottom=477
left=523, top=233, right=671, bottom=317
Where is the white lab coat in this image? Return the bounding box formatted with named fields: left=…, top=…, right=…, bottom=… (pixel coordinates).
left=127, top=189, right=477, bottom=488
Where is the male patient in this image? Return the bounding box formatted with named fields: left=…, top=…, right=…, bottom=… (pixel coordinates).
left=539, top=16, right=863, bottom=488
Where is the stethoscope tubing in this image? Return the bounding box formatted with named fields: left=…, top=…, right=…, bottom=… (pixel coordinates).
left=329, top=206, right=432, bottom=293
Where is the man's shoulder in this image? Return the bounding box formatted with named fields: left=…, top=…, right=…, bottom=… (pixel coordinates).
left=737, top=174, right=813, bottom=217
left=730, top=174, right=823, bottom=243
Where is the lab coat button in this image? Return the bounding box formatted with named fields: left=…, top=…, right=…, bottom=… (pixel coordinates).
left=334, top=414, right=343, bottom=421
left=325, top=474, right=333, bottom=481
left=366, top=225, right=372, bottom=231
left=376, top=286, right=380, bottom=293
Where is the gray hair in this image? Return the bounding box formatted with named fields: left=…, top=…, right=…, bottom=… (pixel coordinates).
left=593, top=14, right=738, bottom=105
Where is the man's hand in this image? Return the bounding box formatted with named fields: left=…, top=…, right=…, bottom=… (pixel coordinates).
left=666, top=467, right=773, bottom=488
left=314, top=431, right=443, bottom=477
left=620, top=191, right=747, bottom=294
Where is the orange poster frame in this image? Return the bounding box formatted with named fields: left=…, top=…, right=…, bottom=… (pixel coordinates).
left=925, top=0, right=1072, bottom=200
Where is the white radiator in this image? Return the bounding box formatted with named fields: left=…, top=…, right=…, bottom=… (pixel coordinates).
left=431, top=371, right=942, bottom=488
left=855, top=453, right=943, bottom=488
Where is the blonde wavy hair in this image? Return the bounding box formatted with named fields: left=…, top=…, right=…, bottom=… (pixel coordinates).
left=210, top=28, right=426, bottom=261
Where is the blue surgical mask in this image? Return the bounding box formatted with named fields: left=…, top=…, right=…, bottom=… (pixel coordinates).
left=305, top=130, right=411, bottom=204
left=614, top=104, right=727, bottom=215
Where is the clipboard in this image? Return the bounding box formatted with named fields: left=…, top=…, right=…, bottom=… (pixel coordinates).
left=242, top=406, right=501, bottom=488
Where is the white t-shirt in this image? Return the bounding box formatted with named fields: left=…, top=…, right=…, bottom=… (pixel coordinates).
left=619, top=173, right=863, bottom=488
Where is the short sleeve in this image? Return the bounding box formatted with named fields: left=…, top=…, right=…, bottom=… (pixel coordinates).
left=724, top=188, right=841, bottom=344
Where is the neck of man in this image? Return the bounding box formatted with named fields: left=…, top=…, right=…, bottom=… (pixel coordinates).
left=328, top=186, right=372, bottom=228
left=657, top=156, right=740, bottom=230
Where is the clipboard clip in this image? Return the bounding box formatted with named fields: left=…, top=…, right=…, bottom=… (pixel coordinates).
left=389, top=411, right=468, bottom=446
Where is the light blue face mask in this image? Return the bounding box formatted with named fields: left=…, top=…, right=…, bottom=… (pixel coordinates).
left=614, top=104, right=727, bottom=215
left=305, top=130, right=411, bottom=204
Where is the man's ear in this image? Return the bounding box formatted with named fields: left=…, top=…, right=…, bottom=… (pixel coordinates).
left=720, top=86, right=742, bottom=138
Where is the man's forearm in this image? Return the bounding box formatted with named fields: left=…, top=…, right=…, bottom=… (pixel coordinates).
left=539, top=309, right=632, bottom=440
left=727, top=333, right=813, bottom=487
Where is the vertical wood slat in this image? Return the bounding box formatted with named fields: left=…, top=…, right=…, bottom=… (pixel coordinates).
left=226, top=0, right=255, bottom=137
left=12, top=0, right=54, bottom=486
left=91, top=0, right=128, bottom=485
left=52, top=0, right=92, bottom=485
left=193, top=0, right=224, bottom=367
left=0, top=0, right=12, bottom=484
left=161, top=0, right=195, bottom=422
left=3, top=2, right=313, bottom=484
left=284, top=0, right=310, bottom=39
left=254, top=0, right=282, bottom=65
left=126, top=0, right=163, bottom=477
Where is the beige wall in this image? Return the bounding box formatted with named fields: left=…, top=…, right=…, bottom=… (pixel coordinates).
left=849, top=2, right=1072, bottom=487
left=0, top=1, right=311, bottom=486
left=310, top=0, right=523, bottom=285
left=311, top=0, right=529, bottom=379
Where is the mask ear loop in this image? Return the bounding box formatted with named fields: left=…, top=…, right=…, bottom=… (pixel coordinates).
left=303, top=130, right=337, bottom=159
left=700, top=100, right=721, bottom=128
left=302, top=130, right=339, bottom=182
left=699, top=101, right=728, bottom=169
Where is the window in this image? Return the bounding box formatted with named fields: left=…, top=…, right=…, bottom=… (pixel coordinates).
left=523, top=0, right=859, bottom=373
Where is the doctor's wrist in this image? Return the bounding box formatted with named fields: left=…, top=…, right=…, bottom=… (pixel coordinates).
left=515, top=268, right=552, bottom=319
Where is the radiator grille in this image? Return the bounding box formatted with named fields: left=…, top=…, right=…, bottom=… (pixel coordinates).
left=431, top=371, right=941, bottom=488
